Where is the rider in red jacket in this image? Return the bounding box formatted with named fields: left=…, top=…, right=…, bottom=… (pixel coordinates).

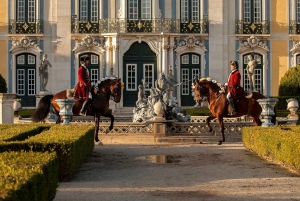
left=226, top=61, right=242, bottom=115
left=73, top=55, right=91, bottom=116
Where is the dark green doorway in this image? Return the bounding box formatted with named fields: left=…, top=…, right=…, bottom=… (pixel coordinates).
left=123, top=42, right=157, bottom=107
left=180, top=53, right=201, bottom=106
left=16, top=53, right=36, bottom=107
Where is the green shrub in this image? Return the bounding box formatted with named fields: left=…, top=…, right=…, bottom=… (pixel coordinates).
left=0, top=124, right=50, bottom=142
left=278, top=65, right=300, bottom=96
left=243, top=126, right=300, bottom=173
left=0, top=151, right=58, bottom=201
left=270, top=96, right=300, bottom=110
left=18, top=109, right=36, bottom=118
left=0, top=74, right=7, bottom=93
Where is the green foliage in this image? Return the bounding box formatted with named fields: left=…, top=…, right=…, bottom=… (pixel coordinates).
left=0, top=74, right=7, bottom=93
left=278, top=65, right=300, bottom=96
left=271, top=96, right=300, bottom=110
left=243, top=126, right=300, bottom=173
left=0, top=151, right=58, bottom=201
left=17, top=109, right=36, bottom=118
left=0, top=124, right=50, bottom=142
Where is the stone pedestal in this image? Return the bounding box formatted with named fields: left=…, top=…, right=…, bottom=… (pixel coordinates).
left=257, top=98, right=278, bottom=127
left=55, top=99, right=76, bottom=125
left=36, top=91, right=52, bottom=107
left=0, top=93, right=17, bottom=124
left=286, top=98, right=299, bottom=120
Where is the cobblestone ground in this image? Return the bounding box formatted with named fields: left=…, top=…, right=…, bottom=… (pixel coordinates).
left=54, top=143, right=300, bottom=201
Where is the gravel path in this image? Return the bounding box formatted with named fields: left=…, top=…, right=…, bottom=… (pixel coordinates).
left=54, top=143, right=300, bottom=201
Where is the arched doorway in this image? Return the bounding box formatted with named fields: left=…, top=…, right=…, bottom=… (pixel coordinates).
left=79, top=53, right=100, bottom=84
left=243, top=53, right=263, bottom=93
left=123, top=42, right=157, bottom=107
left=180, top=53, right=201, bottom=106
left=16, top=53, right=36, bottom=107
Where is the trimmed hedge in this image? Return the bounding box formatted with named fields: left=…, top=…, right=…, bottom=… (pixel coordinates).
left=0, top=124, right=50, bottom=142
left=242, top=126, right=300, bottom=173
left=0, top=151, right=58, bottom=201
left=0, top=124, right=94, bottom=181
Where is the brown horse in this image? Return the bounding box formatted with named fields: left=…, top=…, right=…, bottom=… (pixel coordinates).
left=194, top=79, right=276, bottom=145
left=31, top=78, right=123, bottom=143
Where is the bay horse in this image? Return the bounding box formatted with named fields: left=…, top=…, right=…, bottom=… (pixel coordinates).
left=31, top=78, right=123, bottom=144
left=194, top=79, right=276, bottom=145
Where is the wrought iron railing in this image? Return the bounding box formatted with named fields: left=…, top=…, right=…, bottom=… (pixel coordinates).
left=71, top=18, right=209, bottom=34
left=9, top=19, right=43, bottom=34
left=235, top=20, right=270, bottom=34
left=289, top=20, right=300, bottom=34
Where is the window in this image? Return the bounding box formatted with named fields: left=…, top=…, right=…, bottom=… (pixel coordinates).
left=17, top=55, right=25, bottom=64
left=243, top=0, right=261, bottom=23
left=28, top=55, right=35, bottom=64
left=17, top=0, right=36, bottom=22
left=180, top=0, right=200, bottom=22
left=181, top=69, right=189, bottom=95
left=192, top=55, right=199, bottom=64
left=143, top=64, right=154, bottom=90
left=17, top=69, right=25, bottom=95
left=90, top=69, right=98, bottom=84
left=28, top=69, right=35, bottom=95
left=297, top=0, right=300, bottom=23
left=126, top=64, right=137, bottom=90
left=182, top=55, right=189, bottom=64
left=91, top=55, right=98, bottom=64
left=128, top=0, right=151, bottom=20
left=79, top=0, right=98, bottom=22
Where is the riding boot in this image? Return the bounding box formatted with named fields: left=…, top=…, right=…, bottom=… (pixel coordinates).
left=227, top=97, right=237, bottom=116
left=80, top=98, right=91, bottom=116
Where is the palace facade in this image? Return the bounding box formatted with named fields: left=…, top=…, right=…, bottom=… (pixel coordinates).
left=0, top=0, right=298, bottom=109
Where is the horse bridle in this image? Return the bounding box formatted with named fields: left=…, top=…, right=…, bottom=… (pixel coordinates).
left=110, top=84, right=120, bottom=101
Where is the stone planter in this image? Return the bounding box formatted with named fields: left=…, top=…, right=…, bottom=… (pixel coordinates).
left=0, top=93, right=17, bottom=124
left=257, top=98, right=278, bottom=127
left=55, top=99, right=76, bottom=125
left=286, top=98, right=299, bottom=120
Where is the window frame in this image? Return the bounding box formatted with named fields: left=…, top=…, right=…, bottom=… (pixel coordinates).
left=79, top=0, right=99, bottom=22
left=243, top=0, right=262, bottom=23
left=128, top=0, right=152, bottom=20
left=180, top=0, right=201, bottom=23
left=16, top=0, right=36, bottom=22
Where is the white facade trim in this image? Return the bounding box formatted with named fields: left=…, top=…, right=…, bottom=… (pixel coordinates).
left=9, top=36, right=42, bottom=94
left=237, top=35, right=269, bottom=95
left=72, top=35, right=106, bottom=85
left=174, top=36, right=207, bottom=106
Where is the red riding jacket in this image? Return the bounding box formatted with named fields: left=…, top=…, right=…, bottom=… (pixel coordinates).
left=73, top=65, right=91, bottom=100
left=227, top=69, right=243, bottom=97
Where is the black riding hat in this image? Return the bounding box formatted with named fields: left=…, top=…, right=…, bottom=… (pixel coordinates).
left=80, top=55, right=90, bottom=62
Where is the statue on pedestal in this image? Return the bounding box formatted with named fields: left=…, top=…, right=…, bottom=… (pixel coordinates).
left=39, top=54, right=52, bottom=91
left=246, top=54, right=260, bottom=93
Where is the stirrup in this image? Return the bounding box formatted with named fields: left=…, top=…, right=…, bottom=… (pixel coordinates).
left=79, top=110, right=87, bottom=116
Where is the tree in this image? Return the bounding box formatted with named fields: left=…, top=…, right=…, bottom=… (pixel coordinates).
left=0, top=74, right=7, bottom=93
left=278, top=65, right=300, bottom=96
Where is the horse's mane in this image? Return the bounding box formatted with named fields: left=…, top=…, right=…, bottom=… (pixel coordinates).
left=199, top=80, right=221, bottom=91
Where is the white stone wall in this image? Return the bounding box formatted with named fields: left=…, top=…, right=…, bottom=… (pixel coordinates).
left=0, top=94, right=16, bottom=124
left=208, top=0, right=228, bottom=84
left=49, top=0, right=72, bottom=93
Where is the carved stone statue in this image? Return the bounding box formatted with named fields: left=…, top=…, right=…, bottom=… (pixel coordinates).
left=246, top=55, right=260, bottom=92
left=132, top=77, right=189, bottom=123
left=39, top=54, right=52, bottom=91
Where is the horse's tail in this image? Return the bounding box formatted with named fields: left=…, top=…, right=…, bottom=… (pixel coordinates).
left=271, top=106, right=277, bottom=125
left=31, top=95, right=54, bottom=122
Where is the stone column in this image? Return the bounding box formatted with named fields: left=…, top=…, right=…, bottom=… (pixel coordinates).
left=161, top=37, right=168, bottom=74
left=0, top=93, right=17, bottom=124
